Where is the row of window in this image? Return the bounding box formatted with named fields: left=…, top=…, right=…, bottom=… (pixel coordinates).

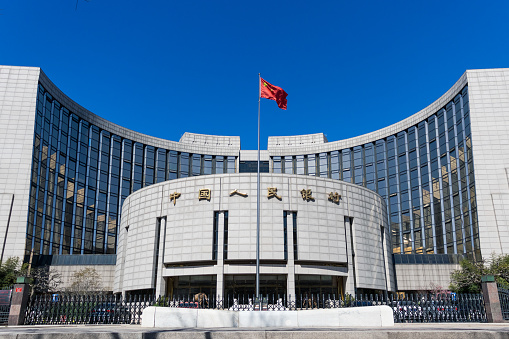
left=271, top=86, right=479, bottom=259
left=27, top=83, right=479, bottom=260
left=27, top=84, right=237, bottom=256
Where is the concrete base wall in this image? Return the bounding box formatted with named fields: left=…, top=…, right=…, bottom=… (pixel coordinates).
left=141, top=306, right=394, bottom=328
left=50, top=265, right=115, bottom=292
left=395, top=264, right=459, bottom=291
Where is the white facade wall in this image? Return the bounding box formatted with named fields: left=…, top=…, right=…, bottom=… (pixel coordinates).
left=467, top=69, right=509, bottom=256
left=114, top=173, right=393, bottom=295
left=395, top=264, right=460, bottom=291
left=0, top=66, right=40, bottom=260
left=50, top=264, right=115, bottom=291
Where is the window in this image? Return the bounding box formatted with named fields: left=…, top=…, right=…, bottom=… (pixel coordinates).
left=212, top=211, right=219, bottom=260
left=307, top=155, right=316, bottom=176
left=284, top=156, right=293, bottom=174
left=296, top=155, right=306, bottom=175
left=223, top=211, right=229, bottom=260
left=226, top=156, right=236, bottom=173
left=192, top=154, right=202, bottom=176
left=272, top=156, right=282, bottom=173
left=215, top=156, right=224, bottom=174
left=283, top=211, right=298, bottom=260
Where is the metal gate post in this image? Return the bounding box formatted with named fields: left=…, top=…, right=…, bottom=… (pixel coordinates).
left=8, top=280, right=30, bottom=325
left=481, top=275, right=503, bottom=323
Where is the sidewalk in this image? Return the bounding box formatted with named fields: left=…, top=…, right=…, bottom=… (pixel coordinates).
left=0, top=323, right=508, bottom=339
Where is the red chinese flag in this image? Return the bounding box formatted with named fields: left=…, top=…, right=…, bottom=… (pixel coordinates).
left=260, top=78, right=288, bottom=110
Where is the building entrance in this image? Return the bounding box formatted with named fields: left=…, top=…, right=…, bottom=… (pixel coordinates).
left=295, top=275, right=343, bottom=298
left=167, top=275, right=216, bottom=298
left=224, top=274, right=287, bottom=296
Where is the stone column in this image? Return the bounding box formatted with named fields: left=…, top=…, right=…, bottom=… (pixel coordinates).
left=8, top=281, right=30, bottom=325
left=481, top=275, right=504, bottom=323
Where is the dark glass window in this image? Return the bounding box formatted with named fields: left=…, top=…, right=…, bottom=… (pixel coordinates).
left=319, top=153, right=328, bottom=177
left=226, top=156, right=235, bottom=173
left=203, top=155, right=213, bottom=175
left=330, top=151, right=340, bottom=180
left=272, top=156, right=282, bottom=173
left=342, top=150, right=350, bottom=170
left=180, top=153, right=189, bottom=177
left=168, top=151, right=178, bottom=177
left=292, top=212, right=298, bottom=260
left=212, top=211, right=219, bottom=260
left=223, top=211, right=228, bottom=260
left=123, top=140, right=133, bottom=160
left=239, top=161, right=269, bottom=173
left=192, top=154, right=201, bottom=176
left=134, top=143, right=143, bottom=165
left=215, top=156, right=224, bottom=174
left=283, top=211, right=288, bottom=260
left=308, top=155, right=316, bottom=176
left=296, top=155, right=306, bottom=175
left=156, top=149, right=166, bottom=183
left=284, top=156, right=294, bottom=174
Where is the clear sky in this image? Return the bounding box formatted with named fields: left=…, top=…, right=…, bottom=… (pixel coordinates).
left=2, top=1, right=509, bottom=150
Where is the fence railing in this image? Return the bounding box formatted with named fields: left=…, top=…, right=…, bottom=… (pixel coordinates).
left=24, top=294, right=153, bottom=325
left=498, top=284, right=509, bottom=320
left=23, top=292, right=487, bottom=325
left=0, top=288, right=13, bottom=325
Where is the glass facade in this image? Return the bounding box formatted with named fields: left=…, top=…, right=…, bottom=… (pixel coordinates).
left=28, top=81, right=478, bottom=260
left=272, top=86, right=479, bottom=258
left=27, top=84, right=237, bottom=256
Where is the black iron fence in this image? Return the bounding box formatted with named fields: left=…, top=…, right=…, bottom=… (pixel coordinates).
left=498, top=284, right=509, bottom=320
left=0, top=304, right=10, bottom=325
left=23, top=292, right=487, bottom=325
left=0, top=288, right=13, bottom=325
left=24, top=294, right=152, bottom=325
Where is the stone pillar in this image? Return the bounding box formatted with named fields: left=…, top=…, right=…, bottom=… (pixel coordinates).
left=8, top=282, right=30, bottom=325
left=481, top=275, right=504, bottom=323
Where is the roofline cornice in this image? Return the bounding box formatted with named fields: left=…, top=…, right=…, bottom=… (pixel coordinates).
left=268, top=71, right=468, bottom=156
left=38, top=69, right=240, bottom=156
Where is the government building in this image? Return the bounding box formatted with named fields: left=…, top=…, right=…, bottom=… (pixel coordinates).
left=1, top=66, right=508, bottom=297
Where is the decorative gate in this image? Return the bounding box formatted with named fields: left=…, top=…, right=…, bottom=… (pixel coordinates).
left=0, top=289, right=12, bottom=325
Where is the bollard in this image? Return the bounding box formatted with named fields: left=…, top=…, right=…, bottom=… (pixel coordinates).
left=481, top=275, right=504, bottom=323
left=8, top=278, right=31, bottom=325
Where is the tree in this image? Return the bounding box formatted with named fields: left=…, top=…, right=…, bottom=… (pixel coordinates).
left=427, top=282, right=451, bottom=295
left=449, top=254, right=509, bottom=293
left=489, top=254, right=509, bottom=286
left=67, top=267, right=103, bottom=294
left=0, top=257, right=23, bottom=288
left=28, top=266, right=63, bottom=295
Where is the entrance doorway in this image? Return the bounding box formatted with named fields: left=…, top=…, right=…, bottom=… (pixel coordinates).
left=295, top=275, right=343, bottom=298
left=224, top=274, right=287, bottom=296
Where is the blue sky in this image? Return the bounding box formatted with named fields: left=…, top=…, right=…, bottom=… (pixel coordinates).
left=2, top=1, right=509, bottom=150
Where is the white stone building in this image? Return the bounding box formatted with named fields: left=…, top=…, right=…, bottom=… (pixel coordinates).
left=114, top=173, right=393, bottom=297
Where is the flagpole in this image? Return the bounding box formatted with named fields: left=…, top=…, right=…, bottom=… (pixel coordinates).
left=256, top=73, right=261, bottom=299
